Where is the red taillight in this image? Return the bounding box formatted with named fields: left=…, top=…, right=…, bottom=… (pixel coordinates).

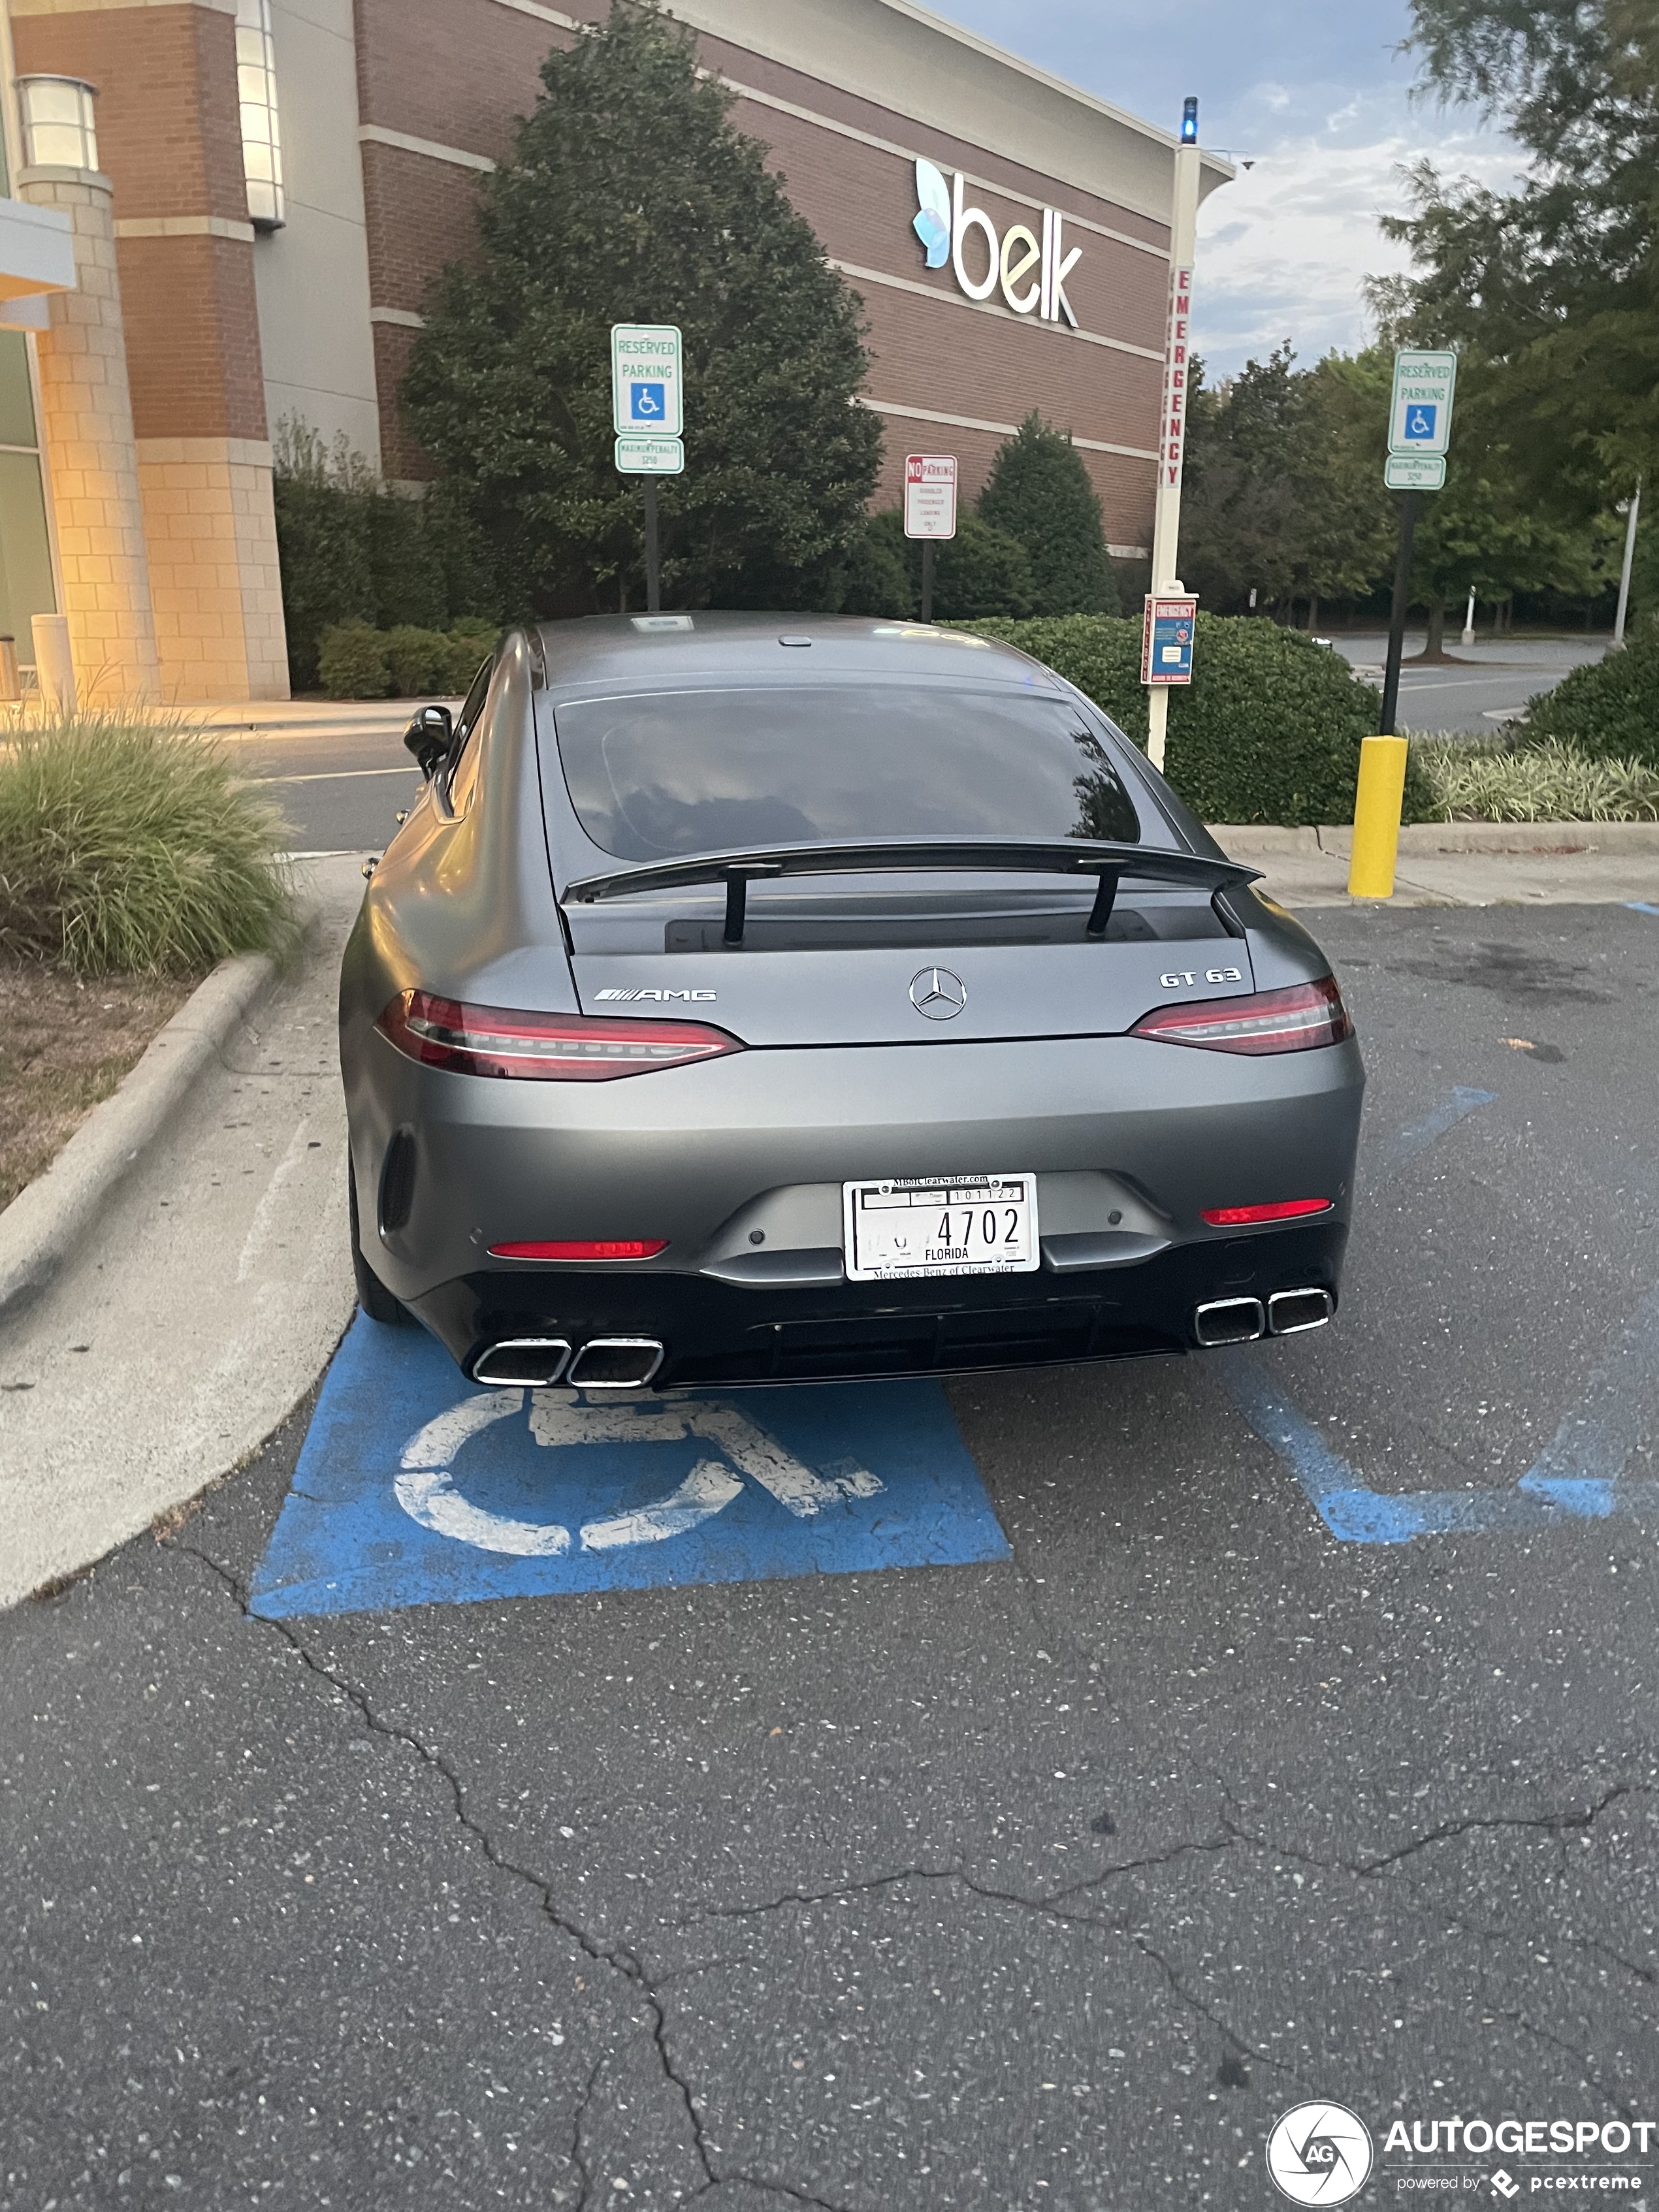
left=1131, top=976, right=1352, bottom=1055
left=488, top=1240, right=667, bottom=1260
left=1200, top=1198, right=1333, bottom=1226
left=376, top=990, right=743, bottom=1081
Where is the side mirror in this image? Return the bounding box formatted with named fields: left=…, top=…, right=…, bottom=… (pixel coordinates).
left=404, top=702, right=453, bottom=779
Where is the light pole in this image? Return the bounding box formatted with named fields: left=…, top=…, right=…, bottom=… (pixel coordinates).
left=1146, top=97, right=1201, bottom=773
left=1613, top=481, right=1641, bottom=649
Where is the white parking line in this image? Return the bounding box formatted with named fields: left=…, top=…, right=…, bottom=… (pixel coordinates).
left=248, top=766, right=420, bottom=784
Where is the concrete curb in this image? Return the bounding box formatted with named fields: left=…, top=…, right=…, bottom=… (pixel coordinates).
left=1210, top=820, right=1659, bottom=861
left=0, top=950, right=282, bottom=1325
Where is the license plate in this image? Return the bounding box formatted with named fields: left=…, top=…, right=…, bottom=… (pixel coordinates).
left=843, top=1173, right=1040, bottom=1282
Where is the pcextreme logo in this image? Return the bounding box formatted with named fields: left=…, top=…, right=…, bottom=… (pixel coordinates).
left=912, top=157, right=1082, bottom=327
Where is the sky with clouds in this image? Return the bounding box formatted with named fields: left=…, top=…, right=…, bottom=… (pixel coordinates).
left=933, top=0, right=1522, bottom=377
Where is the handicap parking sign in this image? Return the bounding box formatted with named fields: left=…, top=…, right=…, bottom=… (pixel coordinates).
left=1403, top=404, right=1438, bottom=442
left=628, top=380, right=666, bottom=423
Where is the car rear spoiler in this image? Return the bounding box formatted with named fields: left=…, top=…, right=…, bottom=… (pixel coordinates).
left=563, top=839, right=1262, bottom=946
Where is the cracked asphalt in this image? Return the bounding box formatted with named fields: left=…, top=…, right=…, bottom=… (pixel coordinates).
left=4, top=905, right=1658, bottom=2210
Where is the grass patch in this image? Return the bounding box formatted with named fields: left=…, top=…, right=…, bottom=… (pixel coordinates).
left=1413, top=735, right=1659, bottom=824
left=0, top=715, right=296, bottom=975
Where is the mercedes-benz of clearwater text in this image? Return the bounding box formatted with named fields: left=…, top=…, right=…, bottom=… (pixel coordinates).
left=340, top=613, right=1362, bottom=1392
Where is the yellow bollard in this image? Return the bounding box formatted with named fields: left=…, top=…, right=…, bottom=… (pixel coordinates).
left=1347, top=735, right=1409, bottom=898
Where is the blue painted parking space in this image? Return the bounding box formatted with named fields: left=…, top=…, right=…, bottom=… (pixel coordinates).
left=250, top=1314, right=1009, bottom=1619
left=1225, top=1086, right=1659, bottom=1543
left=1221, top=1333, right=1659, bottom=1543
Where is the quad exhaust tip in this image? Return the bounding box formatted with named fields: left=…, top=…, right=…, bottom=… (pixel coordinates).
left=1194, top=1296, right=1265, bottom=1347
left=1194, top=1288, right=1333, bottom=1349
left=470, top=1336, right=668, bottom=1389
left=471, top=1337, right=571, bottom=1387
left=567, top=1338, right=666, bottom=1390
left=1268, top=1287, right=1334, bottom=1336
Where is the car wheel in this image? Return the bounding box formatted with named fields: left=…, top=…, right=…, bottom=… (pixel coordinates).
left=348, top=1152, right=411, bottom=1326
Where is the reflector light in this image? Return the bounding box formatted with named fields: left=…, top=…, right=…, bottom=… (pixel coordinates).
left=1200, top=1198, right=1333, bottom=1226
left=1131, top=976, right=1352, bottom=1055
left=376, top=989, right=743, bottom=1081
left=488, top=1240, right=667, bottom=1260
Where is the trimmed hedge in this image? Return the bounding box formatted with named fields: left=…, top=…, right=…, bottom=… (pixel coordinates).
left=272, top=422, right=501, bottom=690
left=950, top=613, right=1432, bottom=826
left=1525, top=613, right=1659, bottom=766
left=317, top=621, right=496, bottom=700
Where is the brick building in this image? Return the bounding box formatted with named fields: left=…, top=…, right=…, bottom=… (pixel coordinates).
left=0, top=0, right=1229, bottom=703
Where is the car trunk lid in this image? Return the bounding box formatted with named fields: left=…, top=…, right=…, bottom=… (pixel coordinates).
left=565, top=878, right=1256, bottom=1045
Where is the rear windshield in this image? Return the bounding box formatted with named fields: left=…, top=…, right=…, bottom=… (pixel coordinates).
left=549, top=684, right=1140, bottom=861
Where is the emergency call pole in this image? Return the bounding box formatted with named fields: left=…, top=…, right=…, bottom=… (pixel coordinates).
left=1146, top=99, right=1202, bottom=773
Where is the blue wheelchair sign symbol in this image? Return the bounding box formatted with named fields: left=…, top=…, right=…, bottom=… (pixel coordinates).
left=629, top=381, right=666, bottom=422
left=1404, top=403, right=1438, bottom=442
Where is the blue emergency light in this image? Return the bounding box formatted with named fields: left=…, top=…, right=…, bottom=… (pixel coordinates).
left=1181, top=97, right=1199, bottom=143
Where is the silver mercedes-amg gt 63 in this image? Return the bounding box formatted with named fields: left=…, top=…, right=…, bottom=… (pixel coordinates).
left=340, top=613, right=1362, bottom=1390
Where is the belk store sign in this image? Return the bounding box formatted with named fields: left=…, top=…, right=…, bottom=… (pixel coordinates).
left=912, top=158, right=1083, bottom=327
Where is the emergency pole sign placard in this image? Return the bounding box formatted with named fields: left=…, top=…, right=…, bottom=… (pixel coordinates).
left=903, top=453, right=958, bottom=539
left=1142, top=594, right=1197, bottom=686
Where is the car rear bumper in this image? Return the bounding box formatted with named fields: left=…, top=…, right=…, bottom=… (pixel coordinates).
left=347, top=1029, right=1363, bottom=1381
left=404, top=1217, right=1348, bottom=1387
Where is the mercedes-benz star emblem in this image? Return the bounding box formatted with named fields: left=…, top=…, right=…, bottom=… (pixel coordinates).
left=909, top=967, right=967, bottom=1020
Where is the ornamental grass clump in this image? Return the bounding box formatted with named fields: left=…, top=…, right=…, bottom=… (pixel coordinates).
left=0, top=714, right=295, bottom=975
left=1413, top=734, right=1659, bottom=823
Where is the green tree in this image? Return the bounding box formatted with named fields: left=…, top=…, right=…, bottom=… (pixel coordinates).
left=976, top=412, right=1121, bottom=615
left=1381, top=0, right=1658, bottom=507
left=1295, top=353, right=1396, bottom=620
left=1180, top=347, right=1306, bottom=612
left=839, top=509, right=913, bottom=618
left=929, top=514, right=1034, bottom=620
left=1180, top=347, right=1394, bottom=620
left=1402, top=362, right=1620, bottom=653
left=400, top=1, right=882, bottom=616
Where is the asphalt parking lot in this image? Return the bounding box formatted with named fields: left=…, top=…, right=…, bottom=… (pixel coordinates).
left=4, top=903, right=1657, bottom=2211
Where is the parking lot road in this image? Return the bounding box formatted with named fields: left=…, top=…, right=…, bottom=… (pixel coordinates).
left=1329, top=631, right=1609, bottom=734
left=3, top=903, right=1658, bottom=2209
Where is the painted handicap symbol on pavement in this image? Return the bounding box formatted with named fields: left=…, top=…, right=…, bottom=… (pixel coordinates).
left=394, top=1392, right=883, bottom=1558
left=250, top=1314, right=1008, bottom=1619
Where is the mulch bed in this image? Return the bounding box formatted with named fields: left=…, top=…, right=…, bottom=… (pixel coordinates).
left=0, top=962, right=197, bottom=1212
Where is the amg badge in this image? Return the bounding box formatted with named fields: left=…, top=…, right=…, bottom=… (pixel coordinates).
left=594, top=987, right=717, bottom=1002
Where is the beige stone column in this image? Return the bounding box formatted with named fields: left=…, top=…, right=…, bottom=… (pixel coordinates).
left=18, top=163, right=159, bottom=705
left=136, top=434, right=289, bottom=701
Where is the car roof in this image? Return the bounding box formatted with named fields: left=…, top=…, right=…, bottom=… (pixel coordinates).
left=532, top=611, right=1065, bottom=691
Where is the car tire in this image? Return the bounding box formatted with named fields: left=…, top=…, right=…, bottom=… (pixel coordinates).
left=348, top=1153, right=411, bottom=1326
